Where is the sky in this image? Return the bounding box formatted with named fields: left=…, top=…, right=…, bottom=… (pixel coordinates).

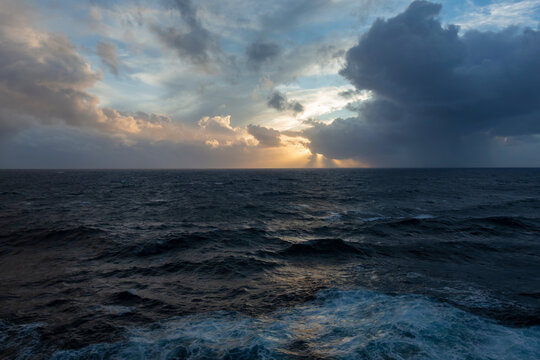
left=0, top=0, right=539, bottom=168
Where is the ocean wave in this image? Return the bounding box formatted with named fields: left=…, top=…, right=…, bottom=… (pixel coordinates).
left=99, top=255, right=279, bottom=279
left=273, top=238, right=518, bottom=264
left=1, top=225, right=105, bottom=247
left=49, top=288, right=540, bottom=360
left=369, top=215, right=540, bottom=237
left=278, top=238, right=367, bottom=258
left=2, top=169, right=540, bottom=359
left=321, top=212, right=343, bottom=222
left=129, top=233, right=208, bottom=256
left=115, top=228, right=286, bottom=257
left=0, top=321, right=46, bottom=360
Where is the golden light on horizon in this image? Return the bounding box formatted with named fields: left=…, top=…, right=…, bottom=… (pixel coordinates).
left=247, top=134, right=366, bottom=169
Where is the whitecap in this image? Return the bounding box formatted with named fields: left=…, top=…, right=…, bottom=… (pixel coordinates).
left=363, top=216, right=389, bottom=222
left=414, top=214, right=435, bottom=220
left=50, top=288, right=540, bottom=360
left=321, top=212, right=343, bottom=222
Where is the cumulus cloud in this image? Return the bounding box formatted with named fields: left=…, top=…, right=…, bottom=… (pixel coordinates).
left=267, top=91, right=304, bottom=114
left=303, top=0, right=540, bottom=167
left=198, top=115, right=234, bottom=134
left=97, top=41, right=120, bottom=76
left=247, top=124, right=281, bottom=147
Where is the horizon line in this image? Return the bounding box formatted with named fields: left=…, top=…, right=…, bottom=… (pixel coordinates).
left=1, top=167, right=539, bottom=171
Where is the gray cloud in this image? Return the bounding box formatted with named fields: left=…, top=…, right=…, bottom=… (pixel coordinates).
left=97, top=41, right=120, bottom=76
left=260, top=0, right=331, bottom=31
left=246, top=42, right=281, bottom=69
left=0, top=7, right=103, bottom=134
left=304, top=0, right=540, bottom=167
left=152, top=0, right=218, bottom=65
left=267, top=91, right=304, bottom=114
left=0, top=126, right=261, bottom=169
left=338, top=89, right=360, bottom=99
left=247, top=124, right=281, bottom=147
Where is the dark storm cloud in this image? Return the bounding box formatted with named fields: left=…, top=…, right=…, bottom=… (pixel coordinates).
left=247, top=124, right=281, bottom=147
left=267, top=91, right=304, bottom=114
left=97, top=41, right=120, bottom=76
left=152, top=0, right=217, bottom=65
left=304, top=0, right=540, bottom=167
left=246, top=42, right=281, bottom=69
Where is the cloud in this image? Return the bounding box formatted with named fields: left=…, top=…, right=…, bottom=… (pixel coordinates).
left=198, top=115, right=234, bottom=134
left=260, top=0, right=331, bottom=31
left=267, top=91, right=304, bottom=114
left=97, top=41, right=120, bottom=76
left=151, top=0, right=218, bottom=66
left=0, top=2, right=251, bottom=150
left=247, top=124, right=281, bottom=147
left=0, top=5, right=175, bottom=140
left=0, top=123, right=313, bottom=169
left=246, top=41, right=281, bottom=69
left=303, top=0, right=540, bottom=167
left=0, top=4, right=102, bottom=134
left=338, top=89, right=360, bottom=99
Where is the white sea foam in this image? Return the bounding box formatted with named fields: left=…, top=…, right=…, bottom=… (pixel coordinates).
left=322, top=212, right=343, bottom=222
left=363, top=216, right=388, bottom=222
left=50, top=288, right=540, bottom=360
left=102, top=305, right=135, bottom=315
left=414, top=214, right=435, bottom=220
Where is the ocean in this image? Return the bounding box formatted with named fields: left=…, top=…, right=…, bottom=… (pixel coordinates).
left=0, top=169, right=539, bottom=359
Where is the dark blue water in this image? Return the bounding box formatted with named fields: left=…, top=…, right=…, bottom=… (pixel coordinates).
left=0, top=169, right=539, bottom=359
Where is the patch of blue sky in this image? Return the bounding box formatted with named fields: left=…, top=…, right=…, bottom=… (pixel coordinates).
left=318, top=108, right=357, bottom=123
left=273, top=19, right=362, bottom=45
left=444, top=0, right=540, bottom=31
left=32, top=1, right=94, bottom=38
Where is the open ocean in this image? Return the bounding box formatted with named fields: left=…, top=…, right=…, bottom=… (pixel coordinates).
left=0, top=169, right=539, bottom=359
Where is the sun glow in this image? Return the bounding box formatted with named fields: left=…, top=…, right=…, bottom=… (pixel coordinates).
left=247, top=135, right=365, bottom=169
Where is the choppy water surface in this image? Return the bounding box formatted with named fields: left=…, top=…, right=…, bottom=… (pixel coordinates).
left=0, top=169, right=539, bottom=359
